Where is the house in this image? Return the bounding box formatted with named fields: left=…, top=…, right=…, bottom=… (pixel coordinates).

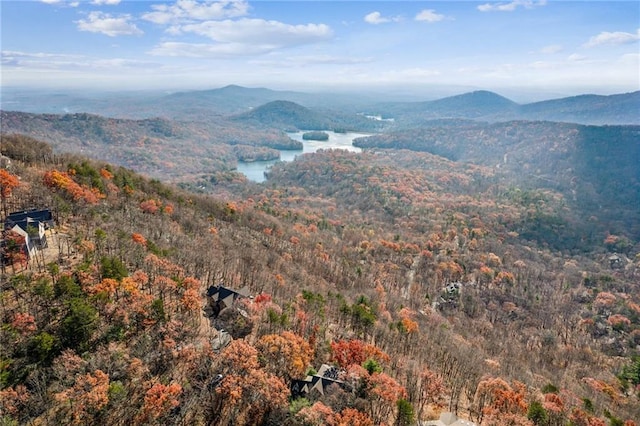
left=421, top=412, right=477, bottom=426
left=4, top=209, right=54, bottom=250
left=5, top=209, right=54, bottom=229
left=206, top=284, right=250, bottom=317
left=291, top=364, right=349, bottom=398
left=2, top=208, right=54, bottom=263
left=608, top=253, right=624, bottom=269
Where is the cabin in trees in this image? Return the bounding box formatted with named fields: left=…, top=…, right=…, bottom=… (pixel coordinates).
left=421, top=412, right=477, bottom=426
left=206, top=284, right=250, bottom=317
left=608, top=253, right=626, bottom=269
left=2, top=208, right=53, bottom=261
left=290, top=364, right=349, bottom=398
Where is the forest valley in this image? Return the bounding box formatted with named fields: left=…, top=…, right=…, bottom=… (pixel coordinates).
left=0, top=119, right=639, bottom=425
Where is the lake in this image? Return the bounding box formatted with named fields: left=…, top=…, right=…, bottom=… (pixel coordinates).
left=236, top=131, right=369, bottom=183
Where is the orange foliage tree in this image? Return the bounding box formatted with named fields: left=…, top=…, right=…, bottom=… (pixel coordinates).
left=54, top=370, right=110, bottom=425
left=415, top=367, right=446, bottom=419
left=473, top=377, right=531, bottom=425
left=0, top=385, right=30, bottom=418
left=0, top=169, right=19, bottom=198
left=214, top=339, right=289, bottom=424
left=331, top=407, right=375, bottom=426
left=367, top=371, right=408, bottom=424
left=136, top=382, right=182, bottom=424
left=0, top=169, right=19, bottom=215
left=43, top=169, right=103, bottom=204
left=256, top=331, right=313, bottom=380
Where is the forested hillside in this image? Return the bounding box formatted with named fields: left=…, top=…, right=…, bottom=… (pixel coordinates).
left=1, top=135, right=638, bottom=425
left=353, top=122, right=640, bottom=246
left=231, top=100, right=384, bottom=133
left=0, top=112, right=301, bottom=181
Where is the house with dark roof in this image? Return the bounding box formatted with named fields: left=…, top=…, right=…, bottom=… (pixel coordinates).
left=206, top=284, right=250, bottom=317
left=291, top=364, right=350, bottom=398
left=2, top=209, right=54, bottom=261
left=5, top=209, right=54, bottom=229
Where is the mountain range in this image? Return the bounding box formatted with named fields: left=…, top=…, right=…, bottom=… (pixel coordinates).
left=2, top=86, right=638, bottom=125
left=378, top=90, right=640, bottom=126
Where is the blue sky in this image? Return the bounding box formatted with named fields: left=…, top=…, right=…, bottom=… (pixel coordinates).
left=1, top=1, right=639, bottom=97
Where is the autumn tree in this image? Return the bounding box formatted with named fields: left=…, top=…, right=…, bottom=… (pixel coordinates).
left=136, top=381, right=182, bottom=425
left=0, top=169, right=19, bottom=216
left=295, top=401, right=335, bottom=425
left=2, top=229, right=28, bottom=272
left=331, top=407, right=375, bottom=426
left=54, top=369, right=110, bottom=425
left=412, top=366, right=446, bottom=421
left=473, top=377, right=531, bottom=425
left=0, top=385, right=30, bottom=422
left=367, top=371, right=408, bottom=424
left=330, top=339, right=390, bottom=369
left=212, top=339, right=290, bottom=424
left=256, top=330, right=313, bottom=380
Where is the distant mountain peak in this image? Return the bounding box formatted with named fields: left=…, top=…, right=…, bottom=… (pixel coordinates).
left=233, top=100, right=331, bottom=130
left=218, top=84, right=264, bottom=92
left=221, top=84, right=245, bottom=90
left=433, top=90, right=518, bottom=106
left=401, top=90, right=519, bottom=119
left=256, top=100, right=308, bottom=110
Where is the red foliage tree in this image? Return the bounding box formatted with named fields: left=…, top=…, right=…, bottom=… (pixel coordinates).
left=330, top=339, right=390, bottom=368
left=11, top=312, right=37, bottom=335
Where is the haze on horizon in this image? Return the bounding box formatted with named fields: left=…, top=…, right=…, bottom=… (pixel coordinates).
left=1, top=0, right=639, bottom=101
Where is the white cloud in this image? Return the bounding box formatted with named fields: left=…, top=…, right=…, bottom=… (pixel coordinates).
left=166, top=25, right=184, bottom=36
left=76, top=12, right=143, bottom=37
left=478, top=0, right=547, bottom=12
left=2, top=50, right=81, bottom=67
left=92, top=0, right=121, bottom=5
left=1, top=50, right=158, bottom=70
left=252, top=55, right=374, bottom=68
left=584, top=29, right=640, bottom=48
left=364, top=12, right=390, bottom=25
left=567, top=53, right=587, bottom=62
left=148, top=41, right=274, bottom=57
left=92, top=58, right=161, bottom=69
left=620, top=52, right=640, bottom=62
left=289, top=55, right=373, bottom=65
left=415, top=9, right=445, bottom=23
left=142, top=0, right=249, bottom=25
left=40, top=0, right=80, bottom=6
left=148, top=18, right=333, bottom=57
left=177, top=18, right=332, bottom=46
left=539, top=44, right=563, bottom=54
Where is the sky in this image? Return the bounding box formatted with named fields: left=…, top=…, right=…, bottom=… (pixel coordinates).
left=1, top=0, right=639, bottom=97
